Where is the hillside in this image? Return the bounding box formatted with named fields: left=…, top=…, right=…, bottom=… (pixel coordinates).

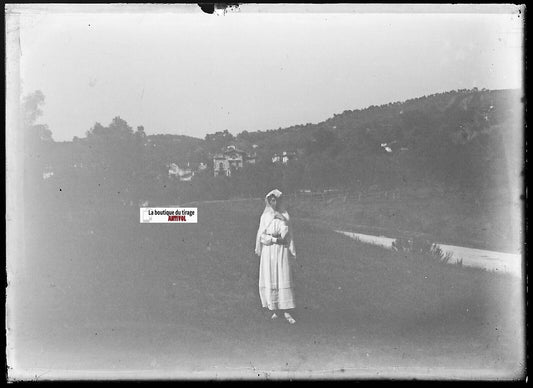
left=230, top=88, right=522, bottom=195
left=32, top=87, right=523, bottom=200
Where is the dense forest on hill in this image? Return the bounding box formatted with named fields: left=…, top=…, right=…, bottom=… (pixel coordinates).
left=24, top=88, right=523, bottom=206
left=192, top=88, right=523, bottom=200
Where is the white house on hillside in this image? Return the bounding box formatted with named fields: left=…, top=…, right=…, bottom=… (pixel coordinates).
left=213, top=145, right=256, bottom=177
left=168, top=163, right=193, bottom=181
left=272, top=150, right=297, bottom=164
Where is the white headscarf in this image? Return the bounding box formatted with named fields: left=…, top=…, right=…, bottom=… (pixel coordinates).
left=255, top=189, right=296, bottom=257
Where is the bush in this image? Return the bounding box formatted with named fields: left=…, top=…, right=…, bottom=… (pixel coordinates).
left=392, top=237, right=454, bottom=265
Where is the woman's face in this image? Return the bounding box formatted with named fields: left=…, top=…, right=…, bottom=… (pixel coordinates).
left=268, top=196, right=278, bottom=210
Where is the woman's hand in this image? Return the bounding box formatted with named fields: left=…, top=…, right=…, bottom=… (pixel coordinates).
left=276, top=237, right=289, bottom=246
left=274, top=212, right=287, bottom=221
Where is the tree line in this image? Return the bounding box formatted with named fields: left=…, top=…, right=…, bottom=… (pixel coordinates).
left=23, top=87, right=522, bottom=207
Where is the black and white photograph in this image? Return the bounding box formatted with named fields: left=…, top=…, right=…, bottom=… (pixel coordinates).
left=5, top=3, right=526, bottom=381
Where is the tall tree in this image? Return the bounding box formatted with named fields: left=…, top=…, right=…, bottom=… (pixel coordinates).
left=22, top=90, right=54, bottom=192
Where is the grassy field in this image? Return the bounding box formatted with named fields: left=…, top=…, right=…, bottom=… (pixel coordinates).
left=8, top=197, right=525, bottom=380
left=282, top=190, right=523, bottom=254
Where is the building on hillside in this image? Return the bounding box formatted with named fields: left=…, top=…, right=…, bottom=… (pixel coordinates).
left=380, top=143, right=393, bottom=153
left=39, top=141, right=86, bottom=181
left=282, top=150, right=297, bottom=164
left=168, top=163, right=193, bottom=181
left=380, top=140, right=408, bottom=154
left=42, top=166, right=54, bottom=180
left=213, top=145, right=256, bottom=176
left=381, top=141, right=404, bottom=154
left=272, top=150, right=297, bottom=164
left=247, top=153, right=256, bottom=164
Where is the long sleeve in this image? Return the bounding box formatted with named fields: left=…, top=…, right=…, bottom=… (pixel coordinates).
left=260, top=218, right=287, bottom=245
left=260, top=233, right=278, bottom=245
left=262, top=222, right=289, bottom=245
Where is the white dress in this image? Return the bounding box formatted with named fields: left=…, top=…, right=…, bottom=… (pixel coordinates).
left=258, top=217, right=295, bottom=310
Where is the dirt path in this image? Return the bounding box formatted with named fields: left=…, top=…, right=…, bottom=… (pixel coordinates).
left=336, top=230, right=523, bottom=277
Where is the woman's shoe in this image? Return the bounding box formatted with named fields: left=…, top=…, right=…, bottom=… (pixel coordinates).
left=271, top=312, right=278, bottom=320
left=284, top=312, right=296, bottom=324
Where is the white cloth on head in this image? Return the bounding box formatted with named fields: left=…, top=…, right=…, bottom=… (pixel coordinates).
left=265, top=189, right=282, bottom=200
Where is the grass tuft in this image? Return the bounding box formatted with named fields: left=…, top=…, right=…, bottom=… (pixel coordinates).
left=392, top=237, right=454, bottom=265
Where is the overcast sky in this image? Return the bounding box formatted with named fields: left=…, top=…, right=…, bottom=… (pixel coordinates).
left=8, top=4, right=524, bottom=141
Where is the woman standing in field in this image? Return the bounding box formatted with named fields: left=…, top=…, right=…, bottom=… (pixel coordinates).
left=255, top=189, right=297, bottom=324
